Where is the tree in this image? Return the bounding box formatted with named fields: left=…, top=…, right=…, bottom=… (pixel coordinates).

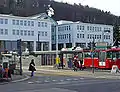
left=113, top=25, right=120, bottom=47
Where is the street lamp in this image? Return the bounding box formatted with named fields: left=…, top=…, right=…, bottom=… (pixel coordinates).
left=38, top=34, right=40, bottom=51
left=91, top=37, right=95, bottom=73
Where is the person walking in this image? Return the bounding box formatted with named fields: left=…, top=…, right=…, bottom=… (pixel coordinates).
left=29, top=59, right=36, bottom=77
left=80, top=59, right=83, bottom=70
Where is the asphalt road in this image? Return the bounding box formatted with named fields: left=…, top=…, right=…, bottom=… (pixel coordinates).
left=0, top=74, right=120, bottom=92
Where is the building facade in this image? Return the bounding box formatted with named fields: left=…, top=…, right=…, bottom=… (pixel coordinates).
left=54, top=20, right=113, bottom=50
left=0, top=13, right=52, bottom=52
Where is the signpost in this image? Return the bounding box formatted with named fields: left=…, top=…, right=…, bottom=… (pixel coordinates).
left=17, top=39, right=22, bottom=75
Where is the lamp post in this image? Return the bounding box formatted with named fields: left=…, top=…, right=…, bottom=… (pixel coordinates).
left=91, top=37, right=95, bottom=73
left=38, top=34, right=40, bottom=51
left=102, top=30, right=104, bottom=42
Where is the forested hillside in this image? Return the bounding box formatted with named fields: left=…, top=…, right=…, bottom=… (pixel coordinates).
left=0, top=0, right=120, bottom=25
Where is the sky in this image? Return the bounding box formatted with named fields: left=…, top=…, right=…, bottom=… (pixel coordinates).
left=54, top=0, right=120, bottom=16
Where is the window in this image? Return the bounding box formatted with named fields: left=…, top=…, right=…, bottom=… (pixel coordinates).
left=28, top=31, right=30, bottom=36
left=16, top=20, right=19, bottom=25
left=24, top=21, right=27, bottom=26
left=77, top=34, right=79, bottom=38
left=31, top=21, right=34, bottom=26
left=20, top=30, right=23, bottom=35
left=80, top=26, right=82, bottom=30
left=90, top=26, right=92, bottom=30
left=87, top=34, right=89, bottom=39
left=17, top=30, right=19, bottom=35
left=38, top=22, right=40, bottom=27
left=45, top=32, right=47, bottom=36
left=12, top=29, right=15, bottom=35
left=38, top=31, right=41, bottom=35
left=67, top=34, right=68, bottom=38
left=93, top=27, right=94, bottom=31
left=5, top=19, right=8, bottom=24
left=28, top=21, right=30, bottom=26
left=69, top=26, right=70, bottom=30
left=42, top=22, right=44, bottom=27
left=87, top=26, right=89, bottom=30
left=42, top=32, right=44, bottom=36
left=31, top=31, right=34, bottom=36
left=82, top=26, right=84, bottom=30
left=5, top=29, right=8, bottom=35
left=65, top=34, right=66, bottom=39
left=24, top=30, right=27, bottom=35
left=0, top=19, right=3, bottom=24
left=97, top=35, right=99, bottom=39
left=67, top=26, right=68, bottom=30
left=12, top=20, right=15, bottom=25
left=45, top=23, right=47, bottom=27
left=77, top=25, right=79, bottom=30
left=0, top=29, right=3, bottom=35
left=63, top=35, right=64, bottom=39
left=20, top=20, right=23, bottom=25
left=100, top=35, right=101, bottom=39
left=79, top=34, right=81, bottom=38
left=95, top=35, right=96, bottom=39
left=100, top=27, right=101, bottom=31
left=82, top=34, right=84, bottom=38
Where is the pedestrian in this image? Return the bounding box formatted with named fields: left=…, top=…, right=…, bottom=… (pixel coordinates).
left=80, top=59, right=83, bottom=70
left=29, top=59, right=36, bottom=77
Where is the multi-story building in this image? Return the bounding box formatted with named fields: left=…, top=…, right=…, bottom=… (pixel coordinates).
left=53, top=20, right=113, bottom=50
left=0, top=13, right=52, bottom=52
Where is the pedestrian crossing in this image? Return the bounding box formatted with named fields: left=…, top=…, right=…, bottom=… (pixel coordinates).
left=27, top=77, right=85, bottom=84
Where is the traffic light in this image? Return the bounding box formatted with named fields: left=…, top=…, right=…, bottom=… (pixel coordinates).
left=17, top=39, right=22, bottom=55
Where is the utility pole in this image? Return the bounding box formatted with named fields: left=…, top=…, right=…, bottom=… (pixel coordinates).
left=17, top=39, right=22, bottom=75
left=91, top=37, right=95, bottom=73
left=38, top=34, right=40, bottom=51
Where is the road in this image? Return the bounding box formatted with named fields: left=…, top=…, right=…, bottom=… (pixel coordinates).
left=0, top=74, right=120, bottom=92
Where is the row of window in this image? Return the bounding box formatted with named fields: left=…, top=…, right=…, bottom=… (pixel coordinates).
left=58, top=34, right=71, bottom=39
left=0, top=29, right=8, bottom=35
left=77, top=34, right=84, bottom=38
left=77, top=25, right=84, bottom=30
left=0, top=18, right=8, bottom=24
left=12, top=29, right=34, bottom=36
left=87, top=26, right=102, bottom=31
left=104, top=35, right=111, bottom=39
left=76, top=25, right=111, bottom=32
left=12, top=20, right=34, bottom=26
left=87, top=34, right=111, bottom=39
left=38, top=31, right=48, bottom=36
left=38, top=22, right=47, bottom=27
left=88, top=34, right=101, bottom=39
left=58, top=26, right=71, bottom=31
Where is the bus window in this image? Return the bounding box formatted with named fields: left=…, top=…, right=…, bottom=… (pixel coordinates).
left=107, top=52, right=120, bottom=61
left=84, top=52, right=98, bottom=58
left=107, top=52, right=112, bottom=58
left=84, top=52, right=91, bottom=58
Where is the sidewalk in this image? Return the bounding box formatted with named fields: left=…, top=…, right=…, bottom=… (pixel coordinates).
left=0, top=73, right=30, bottom=84
left=23, top=66, right=120, bottom=79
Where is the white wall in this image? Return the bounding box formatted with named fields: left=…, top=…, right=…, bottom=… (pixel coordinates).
left=57, top=21, right=113, bottom=46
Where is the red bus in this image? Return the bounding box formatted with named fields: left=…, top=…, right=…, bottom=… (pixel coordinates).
left=84, top=48, right=120, bottom=69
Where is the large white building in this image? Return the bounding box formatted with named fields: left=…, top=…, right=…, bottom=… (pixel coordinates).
left=0, top=13, right=114, bottom=52
left=53, top=20, right=113, bottom=50
left=0, top=13, right=53, bottom=51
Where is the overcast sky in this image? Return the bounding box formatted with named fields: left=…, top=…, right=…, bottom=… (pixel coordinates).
left=54, top=0, right=120, bottom=16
